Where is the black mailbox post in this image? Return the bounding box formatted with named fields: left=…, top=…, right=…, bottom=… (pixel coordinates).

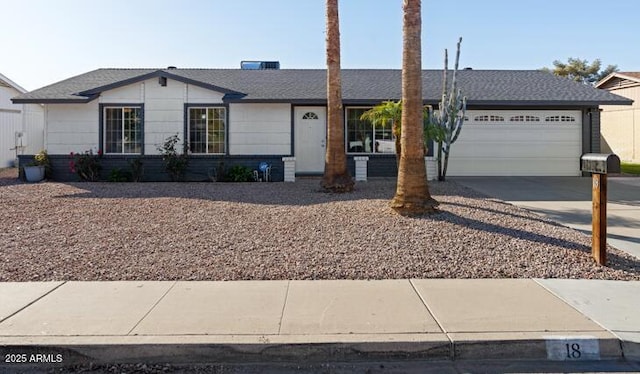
left=580, top=153, right=621, bottom=266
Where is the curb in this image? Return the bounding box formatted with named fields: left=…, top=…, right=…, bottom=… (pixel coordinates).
left=622, top=340, right=640, bottom=361
left=0, top=335, right=628, bottom=367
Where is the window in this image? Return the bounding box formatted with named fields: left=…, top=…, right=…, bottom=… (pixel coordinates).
left=510, top=115, right=540, bottom=122
left=302, top=112, right=319, bottom=120
left=474, top=115, right=505, bottom=122
left=345, top=108, right=395, bottom=154
left=188, top=107, right=226, bottom=154
left=545, top=115, right=576, bottom=122
left=104, top=107, right=142, bottom=154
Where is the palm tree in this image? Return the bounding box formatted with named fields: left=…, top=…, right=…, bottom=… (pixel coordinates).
left=360, top=100, right=402, bottom=161
left=321, top=0, right=354, bottom=192
left=390, top=0, right=438, bottom=216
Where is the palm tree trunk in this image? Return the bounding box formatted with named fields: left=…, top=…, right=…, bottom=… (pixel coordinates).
left=321, top=0, right=354, bottom=192
left=391, top=0, right=438, bottom=215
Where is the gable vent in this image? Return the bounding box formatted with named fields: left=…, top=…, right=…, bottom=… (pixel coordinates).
left=241, top=61, right=280, bottom=70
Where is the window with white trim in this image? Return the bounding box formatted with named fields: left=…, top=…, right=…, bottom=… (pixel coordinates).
left=104, top=107, right=142, bottom=154
left=302, top=112, right=319, bottom=120
left=345, top=108, right=395, bottom=154
left=188, top=107, right=226, bottom=154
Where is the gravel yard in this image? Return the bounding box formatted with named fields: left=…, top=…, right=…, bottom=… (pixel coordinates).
left=1, top=167, right=639, bottom=281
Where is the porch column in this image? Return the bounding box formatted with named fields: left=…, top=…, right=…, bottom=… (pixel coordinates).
left=425, top=156, right=437, bottom=181
left=282, top=157, right=296, bottom=182
left=354, top=156, right=369, bottom=181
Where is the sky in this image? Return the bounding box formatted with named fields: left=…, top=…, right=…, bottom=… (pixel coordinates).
left=1, top=0, right=638, bottom=91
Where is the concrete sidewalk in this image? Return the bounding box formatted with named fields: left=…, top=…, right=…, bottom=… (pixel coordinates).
left=454, top=176, right=640, bottom=260
left=0, top=279, right=638, bottom=367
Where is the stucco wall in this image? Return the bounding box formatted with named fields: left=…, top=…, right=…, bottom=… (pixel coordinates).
left=600, top=86, right=640, bottom=162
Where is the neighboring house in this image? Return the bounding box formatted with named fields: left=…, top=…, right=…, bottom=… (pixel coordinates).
left=0, top=73, right=44, bottom=167
left=596, top=72, right=640, bottom=163
left=12, top=66, right=631, bottom=181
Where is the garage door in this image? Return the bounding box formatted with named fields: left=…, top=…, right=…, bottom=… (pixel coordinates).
left=447, top=110, right=582, bottom=176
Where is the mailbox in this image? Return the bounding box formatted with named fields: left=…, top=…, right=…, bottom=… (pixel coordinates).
left=580, top=153, right=621, bottom=174
left=580, top=153, right=620, bottom=266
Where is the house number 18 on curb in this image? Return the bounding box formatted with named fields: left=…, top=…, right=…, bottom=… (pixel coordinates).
left=545, top=337, right=599, bottom=361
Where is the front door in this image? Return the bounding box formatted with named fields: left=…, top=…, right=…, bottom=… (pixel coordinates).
left=294, top=107, right=326, bottom=173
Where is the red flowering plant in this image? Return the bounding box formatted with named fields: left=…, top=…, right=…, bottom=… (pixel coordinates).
left=69, top=149, right=102, bottom=181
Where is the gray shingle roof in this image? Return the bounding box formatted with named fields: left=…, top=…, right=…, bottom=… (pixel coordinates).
left=12, top=68, right=632, bottom=106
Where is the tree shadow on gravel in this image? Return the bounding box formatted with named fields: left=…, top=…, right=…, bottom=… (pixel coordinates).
left=49, top=179, right=471, bottom=205
left=49, top=179, right=402, bottom=206
left=428, top=209, right=640, bottom=276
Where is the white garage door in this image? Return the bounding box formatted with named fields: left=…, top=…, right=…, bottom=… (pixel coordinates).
left=447, top=110, right=582, bottom=176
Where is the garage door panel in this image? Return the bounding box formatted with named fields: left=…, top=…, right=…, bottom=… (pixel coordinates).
left=458, top=125, right=580, bottom=142
left=449, top=142, right=581, bottom=158
left=444, top=110, right=583, bottom=176
left=447, top=157, right=581, bottom=176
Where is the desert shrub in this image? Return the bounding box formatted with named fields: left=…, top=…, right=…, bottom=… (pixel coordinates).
left=225, top=165, right=254, bottom=182
left=69, top=150, right=101, bottom=181
left=128, top=158, right=144, bottom=182
left=108, top=168, right=130, bottom=182
left=157, top=134, right=189, bottom=181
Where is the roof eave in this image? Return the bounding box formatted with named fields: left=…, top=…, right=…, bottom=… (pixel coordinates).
left=11, top=96, right=95, bottom=104
left=79, top=70, right=246, bottom=97
left=0, top=72, right=27, bottom=93
left=596, top=72, right=640, bottom=88
left=466, top=100, right=633, bottom=107
left=223, top=98, right=634, bottom=107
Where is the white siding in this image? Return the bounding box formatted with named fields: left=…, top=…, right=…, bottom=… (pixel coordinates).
left=228, top=103, right=291, bottom=155
left=446, top=110, right=582, bottom=176
left=0, top=85, right=44, bottom=167
left=46, top=103, right=99, bottom=154
left=99, top=79, right=224, bottom=154
left=0, top=106, right=22, bottom=167
left=143, top=79, right=184, bottom=154
left=100, top=83, right=143, bottom=102
left=0, top=85, right=19, bottom=110
left=41, top=78, right=295, bottom=157
left=22, top=104, right=45, bottom=155
left=186, top=85, right=224, bottom=104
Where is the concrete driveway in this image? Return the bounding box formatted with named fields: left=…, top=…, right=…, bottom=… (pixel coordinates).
left=453, top=176, right=640, bottom=260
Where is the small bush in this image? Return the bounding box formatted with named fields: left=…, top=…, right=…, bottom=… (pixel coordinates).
left=69, top=150, right=101, bottom=181
left=157, top=134, right=189, bottom=181
left=108, top=168, right=130, bottom=182
left=128, top=158, right=144, bottom=182
left=225, top=165, right=254, bottom=182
